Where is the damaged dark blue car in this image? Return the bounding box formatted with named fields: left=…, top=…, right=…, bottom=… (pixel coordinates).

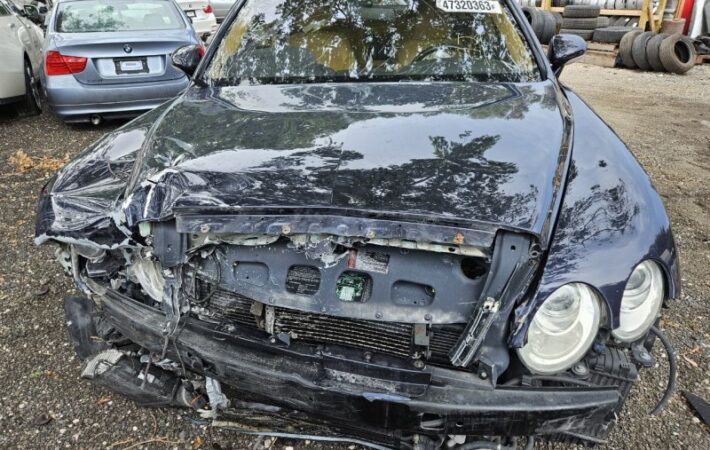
left=36, top=1, right=680, bottom=448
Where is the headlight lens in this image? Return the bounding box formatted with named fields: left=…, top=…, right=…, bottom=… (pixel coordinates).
left=612, top=260, right=664, bottom=342
left=518, top=284, right=601, bottom=374
left=130, top=256, right=165, bottom=302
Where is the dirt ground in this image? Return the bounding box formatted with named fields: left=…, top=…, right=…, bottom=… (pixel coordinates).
left=0, top=63, right=708, bottom=450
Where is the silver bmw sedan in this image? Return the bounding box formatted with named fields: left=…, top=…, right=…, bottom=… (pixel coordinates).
left=42, top=0, right=202, bottom=123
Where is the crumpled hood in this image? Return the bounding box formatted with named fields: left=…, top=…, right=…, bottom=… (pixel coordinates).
left=38, top=81, right=569, bottom=248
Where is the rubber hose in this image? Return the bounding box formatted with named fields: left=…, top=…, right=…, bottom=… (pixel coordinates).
left=649, top=325, right=677, bottom=415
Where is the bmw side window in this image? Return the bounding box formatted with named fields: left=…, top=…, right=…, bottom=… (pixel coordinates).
left=0, top=1, right=9, bottom=16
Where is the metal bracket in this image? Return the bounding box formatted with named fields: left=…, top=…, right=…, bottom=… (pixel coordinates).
left=448, top=297, right=500, bottom=367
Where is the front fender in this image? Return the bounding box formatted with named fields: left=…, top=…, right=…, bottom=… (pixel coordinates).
left=511, top=88, right=680, bottom=345
left=34, top=105, right=170, bottom=247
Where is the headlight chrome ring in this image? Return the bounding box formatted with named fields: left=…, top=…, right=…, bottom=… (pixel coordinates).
left=612, top=260, right=664, bottom=342
left=517, top=283, right=602, bottom=375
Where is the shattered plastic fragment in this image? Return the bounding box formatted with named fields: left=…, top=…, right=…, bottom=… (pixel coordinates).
left=81, top=350, right=124, bottom=379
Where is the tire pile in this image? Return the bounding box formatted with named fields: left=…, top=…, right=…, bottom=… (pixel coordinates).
left=559, top=5, right=606, bottom=41
left=521, top=6, right=561, bottom=45
left=552, top=0, right=644, bottom=8
left=619, top=31, right=697, bottom=74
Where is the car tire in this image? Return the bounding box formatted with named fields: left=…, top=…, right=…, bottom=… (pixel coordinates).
left=631, top=31, right=656, bottom=71
left=20, top=60, right=42, bottom=116
left=619, top=29, right=643, bottom=68
left=592, top=26, right=641, bottom=44
left=559, top=28, right=595, bottom=40
left=522, top=7, right=545, bottom=38
left=659, top=33, right=697, bottom=74
left=563, top=5, right=601, bottom=18
left=596, top=17, right=610, bottom=28
left=562, top=17, right=600, bottom=29
left=540, top=12, right=557, bottom=44
left=645, top=33, right=669, bottom=71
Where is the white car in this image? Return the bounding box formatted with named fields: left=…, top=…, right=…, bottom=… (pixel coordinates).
left=177, top=0, right=216, bottom=40
left=0, top=0, right=43, bottom=114
left=208, top=0, right=235, bottom=23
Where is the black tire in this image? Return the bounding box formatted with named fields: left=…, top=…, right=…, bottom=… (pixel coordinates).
left=563, top=5, right=601, bottom=18
left=562, top=17, right=599, bottom=30
left=540, top=12, right=557, bottom=44
left=631, top=31, right=656, bottom=71
left=659, top=33, right=697, bottom=74
left=522, top=7, right=545, bottom=39
left=596, top=17, right=610, bottom=28
left=20, top=60, right=42, bottom=116
left=552, top=12, right=563, bottom=32
left=592, top=26, right=641, bottom=44
left=619, top=29, right=643, bottom=69
left=646, top=33, right=669, bottom=71
left=559, top=28, right=594, bottom=41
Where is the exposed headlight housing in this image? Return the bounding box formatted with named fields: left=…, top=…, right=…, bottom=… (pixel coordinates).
left=130, top=255, right=165, bottom=302
left=518, top=284, right=601, bottom=374
left=612, top=260, right=664, bottom=342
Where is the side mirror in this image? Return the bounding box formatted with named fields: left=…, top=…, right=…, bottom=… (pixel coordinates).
left=23, top=5, right=40, bottom=22
left=547, top=34, right=587, bottom=77
left=39, top=6, right=48, bottom=14
left=171, top=45, right=203, bottom=77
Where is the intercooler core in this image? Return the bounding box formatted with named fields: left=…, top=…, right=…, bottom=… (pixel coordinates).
left=199, top=284, right=464, bottom=364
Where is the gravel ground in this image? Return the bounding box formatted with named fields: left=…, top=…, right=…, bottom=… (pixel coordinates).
left=0, top=63, right=708, bottom=450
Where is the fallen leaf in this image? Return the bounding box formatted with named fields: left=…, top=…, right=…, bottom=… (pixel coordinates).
left=682, top=355, right=699, bottom=368
left=33, top=285, right=49, bottom=297
left=9, top=151, right=33, bottom=173
left=8, top=150, right=69, bottom=174
left=687, top=346, right=702, bottom=355
left=193, top=436, right=204, bottom=449
left=98, top=396, right=112, bottom=405
left=32, top=413, right=52, bottom=426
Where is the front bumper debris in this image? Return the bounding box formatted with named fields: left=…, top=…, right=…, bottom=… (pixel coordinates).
left=65, top=293, right=638, bottom=448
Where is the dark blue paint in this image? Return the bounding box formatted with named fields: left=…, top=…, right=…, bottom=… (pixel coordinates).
left=510, top=89, right=680, bottom=345
left=35, top=72, right=679, bottom=342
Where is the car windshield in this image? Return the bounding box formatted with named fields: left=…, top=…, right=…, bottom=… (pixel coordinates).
left=55, top=0, right=183, bottom=33
left=207, top=0, right=539, bottom=85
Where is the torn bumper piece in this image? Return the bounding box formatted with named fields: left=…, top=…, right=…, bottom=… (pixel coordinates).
left=70, top=292, right=622, bottom=444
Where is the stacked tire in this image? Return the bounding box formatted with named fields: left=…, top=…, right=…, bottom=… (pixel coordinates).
left=522, top=7, right=559, bottom=45
left=619, top=32, right=696, bottom=74
left=560, top=5, right=600, bottom=41
left=593, top=26, right=641, bottom=44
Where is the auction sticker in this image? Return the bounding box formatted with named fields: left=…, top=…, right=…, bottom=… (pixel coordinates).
left=436, top=0, right=502, bottom=13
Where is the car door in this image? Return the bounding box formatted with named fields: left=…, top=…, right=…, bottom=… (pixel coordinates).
left=0, top=0, right=26, bottom=99
left=7, top=0, right=43, bottom=69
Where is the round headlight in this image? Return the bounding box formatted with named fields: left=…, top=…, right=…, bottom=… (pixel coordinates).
left=611, top=260, right=664, bottom=342
left=518, top=284, right=601, bottom=374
